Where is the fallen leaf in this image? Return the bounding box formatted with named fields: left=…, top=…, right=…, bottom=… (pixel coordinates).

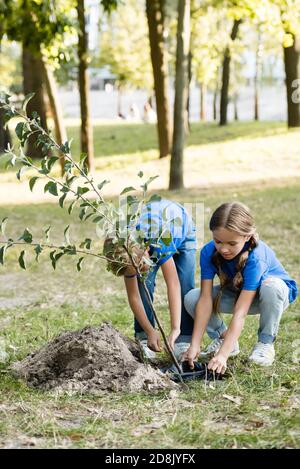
left=222, top=394, right=242, bottom=405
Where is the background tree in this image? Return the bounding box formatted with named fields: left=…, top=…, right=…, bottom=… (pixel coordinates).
left=99, top=0, right=153, bottom=117
left=77, top=0, right=94, bottom=172
left=146, top=0, right=172, bottom=158
left=169, top=0, right=190, bottom=190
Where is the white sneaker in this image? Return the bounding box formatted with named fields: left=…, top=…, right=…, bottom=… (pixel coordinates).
left=249, top=342, right=275, bottom=366
left=173, top=342, right=190, bottom=361
left=200, top=337, right=240, bottom=358
left=138, top=339, right=157, bottom=360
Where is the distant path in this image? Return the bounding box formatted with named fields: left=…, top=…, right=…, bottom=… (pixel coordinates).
left=1, top=131, right=300, bottom=206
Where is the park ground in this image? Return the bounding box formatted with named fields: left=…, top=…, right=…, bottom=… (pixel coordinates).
left=0, top=120, right=299, bottom=448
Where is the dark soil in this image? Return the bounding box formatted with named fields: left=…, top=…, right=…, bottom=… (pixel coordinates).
left=11, top=322, right=175, bottom=394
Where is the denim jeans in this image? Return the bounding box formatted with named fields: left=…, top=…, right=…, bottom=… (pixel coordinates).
left=135, top=242, right=196, bottom=343
left=184, top=277, right=290, bottom=344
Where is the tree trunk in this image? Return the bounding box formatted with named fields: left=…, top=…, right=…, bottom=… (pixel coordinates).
left=199, top=83, right=206, bottom=121
left=41, top=57, right=67, bottom=175
left=0, top=108, right=12, bottom=153
left=169, top=0, right=190, bottom=190
left=219, top=19, right=241, bottom=126
left=283, top=34, right=300, bottom=128
left=77, top=0, right=94, bottom=171
left=186, top=49, right=192, bottom=133
left=233, top=94, right=239, bottom=121
left=22, top=46, right=49, bottom=158
left=254, top=34, right=262, bottom=121
left=146, top=0, right=171, bottom=158
left=0, top=36, right=11, bottom=152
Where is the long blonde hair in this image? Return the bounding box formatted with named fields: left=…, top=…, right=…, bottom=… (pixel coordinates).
left=209, top=202, right=259, bottom=313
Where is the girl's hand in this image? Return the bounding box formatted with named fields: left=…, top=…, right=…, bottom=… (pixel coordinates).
left=147, top=330, right=162, bottom=352
left=208, top=353, right=227, bottom=374
left=181, top=344, right=200, bottom=369
left=167, top=329, right=181, bottom=350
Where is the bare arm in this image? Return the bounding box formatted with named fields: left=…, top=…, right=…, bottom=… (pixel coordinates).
left=124, top=277, right=161, bottom=351
left=161, top=258, right=181, bottom=346
left=183, top=279, right=214, bottom=366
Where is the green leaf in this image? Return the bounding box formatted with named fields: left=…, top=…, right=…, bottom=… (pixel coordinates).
left=50, top=250, right=57, bottom=270
left=60, top=141, right=71, bottom=154
left=5, top=154, right=17, bottom=169
left=77, top=186, right=89, bottom=196
left=18, top=250, right=26, bottom=270
left=68, top=200, right=77, bottom=215
left=29, top=177, right=39, bottom=192
left=138, top=171, right=144, bottom=178
left=161, top=230, right=172, bottom=246
left=0, top=245, right=7, bottom=265
left=59, top=193, right=67, bottom=208
left=64, top=245, right=77, bottom=255
left=22, top=92, right=35, bottom=114
left=49, top=250, right=64, bottom=270
left=47, top=156, right=59, bottom=171
left=79, top=238, right=92, bottom=249
left=79, top=207, right=87, bottom=220
left=34, top=244, right=43, bottom=262
left=16, top=166, right=28, bottom=181
left=97, top=180, right=110, bottom=191
left=120, top=186, right=136, bottom=195
left=45, top=226, right=51, bottom=243
left=15, top=122, right=26, bottom=145
left=148, top=194, right=162, bottom=203
left=64, top=225, right=70, bottom=245
left=77, top=257, right=84, bottom=272
left=93, top=215, right=104, bottom=223
left=19, top=228, right=33, bottom=244
left=44, top=181, right=58, bottom=196
left=0, top=217, right=8, bottom=236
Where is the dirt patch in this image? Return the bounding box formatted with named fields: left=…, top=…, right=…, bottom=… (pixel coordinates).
left=11, top=322, right=175, bottom=394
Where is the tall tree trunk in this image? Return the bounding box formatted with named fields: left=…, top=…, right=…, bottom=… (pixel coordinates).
left=77, top=0, right=94, bottom=171
left=186, top=50, right=192, bottom=133
left=22, top=46, right=49, bottom=158
left=0, top=108, right=12, bottom=153
left=169, top=0, right=190, bottom=190
left=233, top=94, right=239, bottom=121
left=41, top=57, right=67, bottom=175
left=254, top=33, right=262, bottom=121
left=146, top=0, right=171, bottom=158
left=0, top=35, right=11, bottom=152
left=199, top=83, right=206, bottom=121
left=219, top=19, right=241, bottom=126
left=283, top=34, right=300, bottom=128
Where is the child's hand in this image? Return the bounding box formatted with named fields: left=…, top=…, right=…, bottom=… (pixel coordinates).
left=208, top=353, right=227, bottom=374
left=147, top=330, right=162, bottom=352
left=167, top=329, right=181, bottom=350
left=181, top=345, right=200, bottom=369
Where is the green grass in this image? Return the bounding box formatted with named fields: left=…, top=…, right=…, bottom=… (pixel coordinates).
left=0, top=120, right=288, bottom=172
left=0, top=179, right=299, bottom=448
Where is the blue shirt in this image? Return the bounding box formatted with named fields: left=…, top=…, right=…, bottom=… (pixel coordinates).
left=136, top=199, right=196, bottom=265
left=200, top=240, right=298, bottom=303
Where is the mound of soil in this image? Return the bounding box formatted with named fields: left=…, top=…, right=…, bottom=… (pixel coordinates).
left=11, top=322, right=175, bottom=394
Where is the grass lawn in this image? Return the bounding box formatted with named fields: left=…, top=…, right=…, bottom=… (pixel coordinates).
left=0, top=176, right=299, bottom=448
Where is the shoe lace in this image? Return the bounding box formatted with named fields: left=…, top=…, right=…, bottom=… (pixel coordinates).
left=208, top=338, right=223, bottom=352
left=255, top=343, right=271, bottom=357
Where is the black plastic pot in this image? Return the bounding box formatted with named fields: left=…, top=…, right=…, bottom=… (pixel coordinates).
left=161, top=361, right=223, bottom=383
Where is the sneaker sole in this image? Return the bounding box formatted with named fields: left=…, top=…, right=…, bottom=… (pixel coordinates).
left=249, top=357, right=274, bottom=366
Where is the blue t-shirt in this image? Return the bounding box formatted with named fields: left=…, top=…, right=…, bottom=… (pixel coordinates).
left=136, top=199, right=196, bottom=265
left=200, top=240, right=298, bottom=303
